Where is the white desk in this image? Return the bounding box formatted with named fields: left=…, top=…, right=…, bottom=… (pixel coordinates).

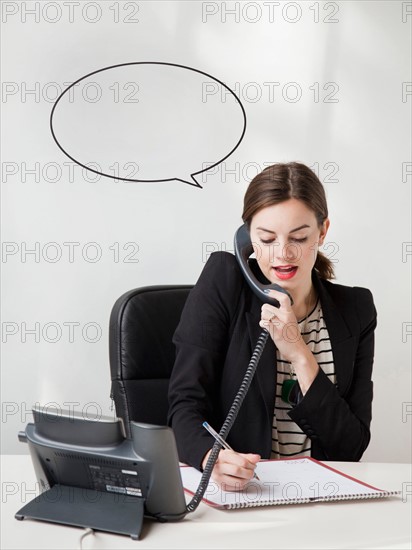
left=1, top=456, right=411, bottom=549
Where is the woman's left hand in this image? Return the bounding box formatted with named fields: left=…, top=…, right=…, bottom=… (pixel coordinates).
left=259, top=289, right=307, bottom=363
left=260, top=288, right=319, bottom=395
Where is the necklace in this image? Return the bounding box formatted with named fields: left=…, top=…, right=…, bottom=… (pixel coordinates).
left=281, top=288, right=317, bottom=405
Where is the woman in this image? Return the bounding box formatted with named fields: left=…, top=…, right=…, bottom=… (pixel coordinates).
left=168, top=162, right=377, bottom=490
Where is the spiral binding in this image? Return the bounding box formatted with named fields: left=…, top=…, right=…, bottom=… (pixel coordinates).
left=223, top=491, right=401, bottom=509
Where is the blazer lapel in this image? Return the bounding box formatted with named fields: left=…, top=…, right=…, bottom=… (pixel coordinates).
left=313, top=273, right=356, bottom=396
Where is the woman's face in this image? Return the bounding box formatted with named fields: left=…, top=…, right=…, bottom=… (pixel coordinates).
left=249, top=198, right=329, bottom=293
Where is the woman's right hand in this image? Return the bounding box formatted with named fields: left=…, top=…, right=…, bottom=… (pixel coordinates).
left=201, top=449, right=261, bottom=491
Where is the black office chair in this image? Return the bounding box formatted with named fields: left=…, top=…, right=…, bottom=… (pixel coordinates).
left=109, top=285, right=193, bottom=438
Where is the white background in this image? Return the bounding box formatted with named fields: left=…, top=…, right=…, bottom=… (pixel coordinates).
left=1, top=0, right=411, bottom=462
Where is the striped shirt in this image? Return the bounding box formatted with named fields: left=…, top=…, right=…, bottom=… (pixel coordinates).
left=271, top=299, right=336, bottom=459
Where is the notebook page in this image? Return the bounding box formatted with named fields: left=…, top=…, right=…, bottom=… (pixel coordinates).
left=180, top=458, right=385, bottom=507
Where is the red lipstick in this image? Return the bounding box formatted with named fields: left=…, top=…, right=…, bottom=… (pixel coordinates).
left=272, top=265, right=298, bottom=280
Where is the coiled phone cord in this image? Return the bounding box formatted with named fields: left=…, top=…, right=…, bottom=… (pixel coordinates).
left=185, top=329, right=270, bottom=513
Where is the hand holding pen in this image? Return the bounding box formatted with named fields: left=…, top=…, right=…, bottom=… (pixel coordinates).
left=202, top=422, right=259, bottom=480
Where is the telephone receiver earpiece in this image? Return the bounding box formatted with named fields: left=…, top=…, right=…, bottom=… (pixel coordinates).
left=234, top=224, right=294, bottom=308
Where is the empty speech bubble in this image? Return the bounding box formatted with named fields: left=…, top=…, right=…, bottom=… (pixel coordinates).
left=50, top=62, right=247, bottom=187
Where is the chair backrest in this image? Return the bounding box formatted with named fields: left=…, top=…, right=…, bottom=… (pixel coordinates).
left=109, top=285, right=193, bottom=438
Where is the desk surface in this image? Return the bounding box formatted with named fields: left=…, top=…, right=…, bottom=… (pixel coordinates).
left=1, top=456, right=411, bottom=550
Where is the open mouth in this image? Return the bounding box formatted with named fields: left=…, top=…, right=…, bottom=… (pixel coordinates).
left=272, top=265, right=298, bottom=280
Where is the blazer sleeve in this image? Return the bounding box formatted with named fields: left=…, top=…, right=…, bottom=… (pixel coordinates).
left=288, top=287, right=377, bottom=461
left=167, top=252, right=244, bottom=470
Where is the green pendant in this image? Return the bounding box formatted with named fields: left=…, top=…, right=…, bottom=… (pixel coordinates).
left=281, top=379, right=297, bottom=404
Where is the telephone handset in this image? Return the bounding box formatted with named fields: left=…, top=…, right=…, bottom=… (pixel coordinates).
left=234, top=223, right=294, bottom=307
left=233, top=223, right=301, bottom=405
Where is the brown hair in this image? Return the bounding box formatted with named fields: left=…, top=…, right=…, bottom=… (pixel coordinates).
left=242, top=162, right=334, bottom=280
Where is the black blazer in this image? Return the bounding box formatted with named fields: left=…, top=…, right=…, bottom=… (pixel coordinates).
left=168, top=252, right=377, bottom=470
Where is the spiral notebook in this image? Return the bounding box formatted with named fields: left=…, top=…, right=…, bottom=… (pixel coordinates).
left=180, top=457, right=400, bottom=509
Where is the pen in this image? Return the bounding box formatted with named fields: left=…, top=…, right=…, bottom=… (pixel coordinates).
left=202, top=421, right=260, bottom=481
